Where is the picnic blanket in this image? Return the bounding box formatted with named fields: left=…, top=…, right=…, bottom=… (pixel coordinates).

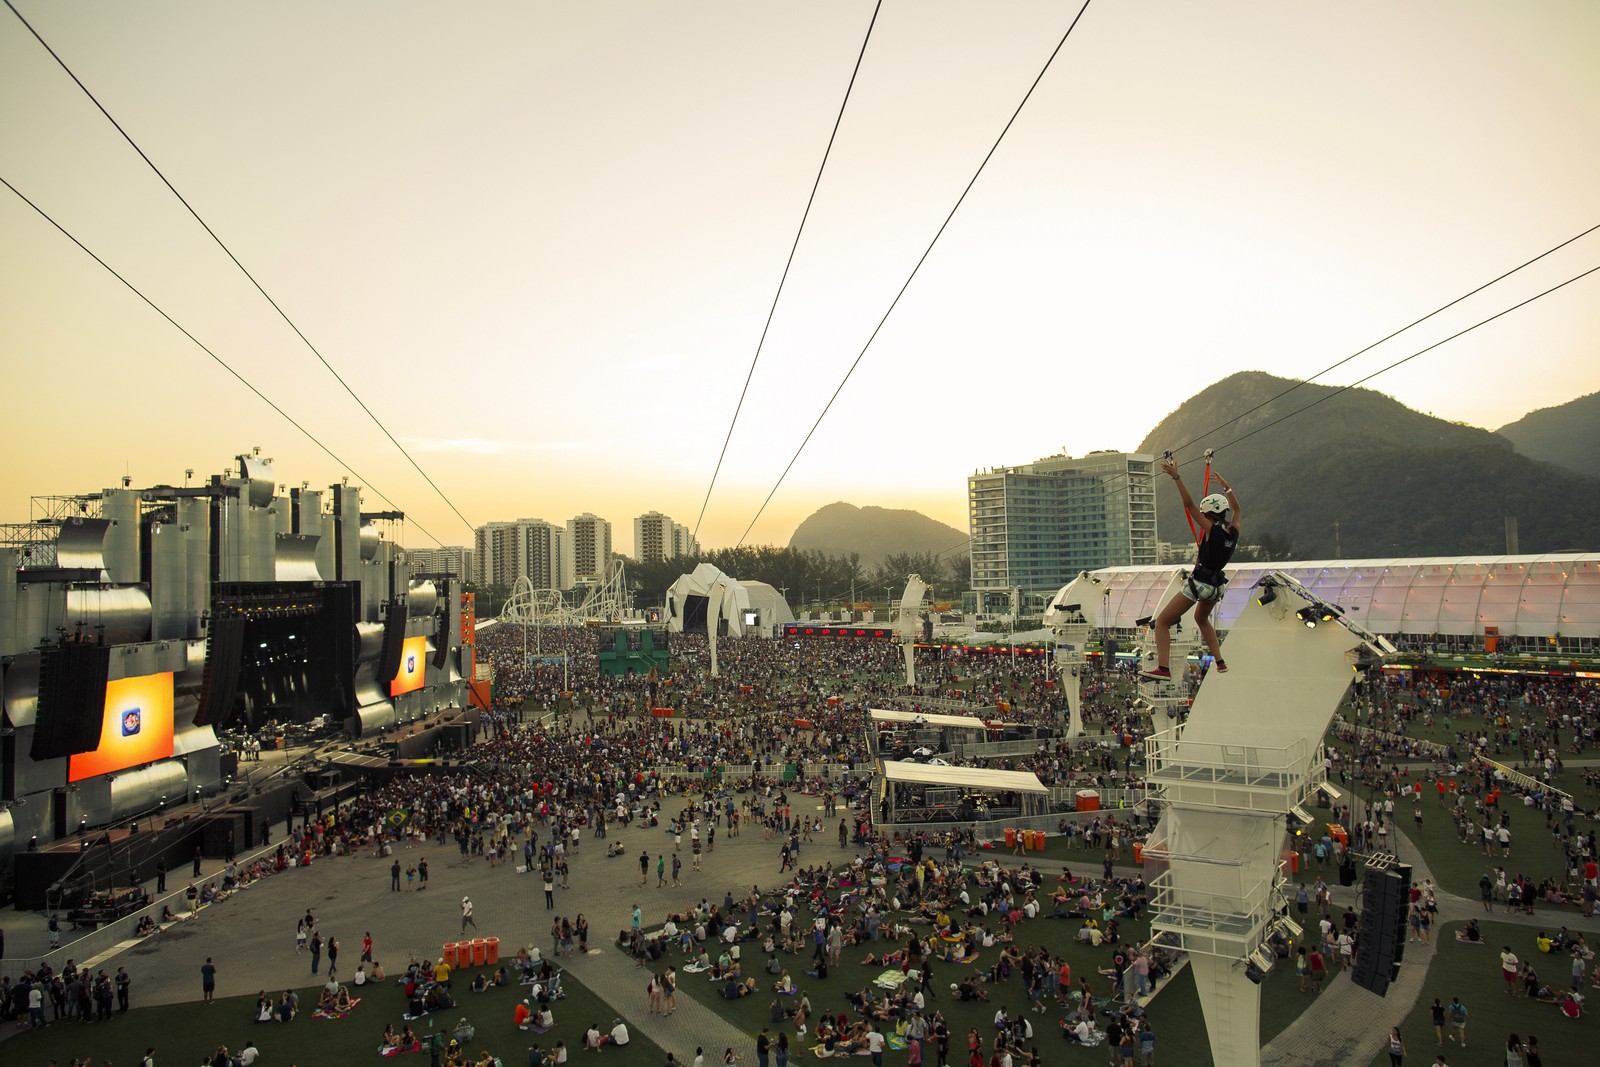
left=873, top=968, right=913, bottom=990
left=380, top=1041, right=423, bottom=1057
left=313, top=996, right=362, bottom=1020
left=886, top=1035, right=908, bottom=1051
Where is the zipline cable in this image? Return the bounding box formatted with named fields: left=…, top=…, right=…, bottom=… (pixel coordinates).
left=690, top=0, right=885, bottom=546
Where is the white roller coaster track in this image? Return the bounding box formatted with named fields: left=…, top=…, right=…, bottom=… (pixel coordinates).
left=500, top=560, right=631, bottom=627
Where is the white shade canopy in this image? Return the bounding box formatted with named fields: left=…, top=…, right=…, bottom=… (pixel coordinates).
left=880, top=759, right=1047, bottom=793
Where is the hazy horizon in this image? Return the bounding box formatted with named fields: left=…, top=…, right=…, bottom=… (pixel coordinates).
left=4, top=1, right=1597, bottom=555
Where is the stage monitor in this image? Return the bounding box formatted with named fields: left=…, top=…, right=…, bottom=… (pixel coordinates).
left=390, top=635, right=427, bottom=697
left=68, top=672, right=176, bottom=782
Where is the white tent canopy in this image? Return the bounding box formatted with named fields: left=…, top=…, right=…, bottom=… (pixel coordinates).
left=1092, top=554, right=1600, bottom=639
left=665, top=563, right=794, bottom=637
left=880, top=759, right=1048, bottom=793
left=869, top=708, right=993, bottom=731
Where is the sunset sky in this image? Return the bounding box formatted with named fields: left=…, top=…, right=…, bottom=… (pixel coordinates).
left=3, top=1, right=1597, bottom=555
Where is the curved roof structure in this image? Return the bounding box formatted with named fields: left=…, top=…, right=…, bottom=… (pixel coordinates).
left=1092, top=554, right=1600, bottom=638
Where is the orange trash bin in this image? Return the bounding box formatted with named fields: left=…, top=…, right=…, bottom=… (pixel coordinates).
left=1033, top=830, right=1046, bottom=851
left=1004, top=827, right=1017, bottom=848
left=470, top=939, right=486, bottom=966
left=1133, top=843, right=1144, bottom=865
left=485, top=937, right=500, bottom=965
left=443, top=942, right=458, bottom=967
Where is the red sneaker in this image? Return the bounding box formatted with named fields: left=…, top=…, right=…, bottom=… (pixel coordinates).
left=1140, top=666, right=1170, bottom=680
left=1214, top=660, right=1228, bottom=674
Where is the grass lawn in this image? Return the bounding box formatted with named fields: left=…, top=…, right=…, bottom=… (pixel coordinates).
left=3, top=969, right=666, bottom=1067
left=1364, top=921, right=1596, bottom=1067
left=659, top=848, right=1322, bottom=1066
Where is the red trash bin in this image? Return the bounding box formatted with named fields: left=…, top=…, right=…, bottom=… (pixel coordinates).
left=470, top=939, right=486, bottom=966
left=443, top=942, right=458, bottom=967
left=485, top=937, right=500, bottom=965
left=1004, top=827, right=1017, bottom=849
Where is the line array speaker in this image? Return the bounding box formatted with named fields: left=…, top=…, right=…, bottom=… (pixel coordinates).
left=194, top=614, right=246, bottom=727
left=377, top=600, right=407, bottom=682
left=1351, top=863, right=1412, bottom=996
left=29, top=643, right=112, bottom=760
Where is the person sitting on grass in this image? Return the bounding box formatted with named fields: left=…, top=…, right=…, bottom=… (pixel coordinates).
left=721, top=977, right=757, bottom=999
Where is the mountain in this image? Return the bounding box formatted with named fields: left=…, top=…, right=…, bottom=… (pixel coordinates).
left=1495, top=391, right=1600, bottom=479
left=789, top=502, right=966, bottom=567
left=1137, top=372, right=1600, bottom=558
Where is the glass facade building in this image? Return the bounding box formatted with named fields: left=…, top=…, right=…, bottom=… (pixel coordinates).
left=968, top=451, right=1158, bottom=605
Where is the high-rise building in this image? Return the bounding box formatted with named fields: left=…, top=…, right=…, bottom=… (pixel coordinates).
left=634, top=511, right=675, bottom=565
left=968, top=450, right=1158, bottom=603
left=408, top=545, right=473, bottom=579
left=473, top=519, right=564, bottom=589
left=564, top=513, right=612, bottom=587
left=671, top=522, right=699, bottom=559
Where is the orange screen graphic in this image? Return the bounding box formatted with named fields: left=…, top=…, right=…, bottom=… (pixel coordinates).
left=68, top=672, right=176, bottom=782
left=390, top=635, right=428, bottom=697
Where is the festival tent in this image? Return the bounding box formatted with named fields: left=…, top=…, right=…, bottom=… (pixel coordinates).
left=665, top=563, right=794, bottom=637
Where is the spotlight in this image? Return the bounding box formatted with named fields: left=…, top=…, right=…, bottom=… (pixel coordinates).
left=1134, top=615, right=1153, bottom=628
left=1054, top=603, right=1081, bottom=614
left=1297, top=608, right=1318, bottom=628
left=1289, top=804, right=1313, bottom=823
left=1278, top=916, right=1304, bottom=940
left=1318, top=605, right=1342, bottom=622
left=1255, top=586, right=1277, bottom=606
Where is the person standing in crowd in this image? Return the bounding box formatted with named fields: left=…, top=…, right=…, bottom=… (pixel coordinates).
left=199, top=957, right=217, bottom=1005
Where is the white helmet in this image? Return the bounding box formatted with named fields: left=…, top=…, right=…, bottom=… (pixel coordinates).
left=1198, top=493, right=1230, bottom=519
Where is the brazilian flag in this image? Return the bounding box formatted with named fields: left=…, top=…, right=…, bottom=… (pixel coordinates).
left=384, top=808, right=413, bottom=832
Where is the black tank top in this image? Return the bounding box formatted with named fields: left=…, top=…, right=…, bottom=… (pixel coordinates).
left=1194, top=522, right=1238, bottom=579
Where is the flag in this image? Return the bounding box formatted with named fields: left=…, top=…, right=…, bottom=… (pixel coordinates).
left=384, top=808, right=412, bottom=831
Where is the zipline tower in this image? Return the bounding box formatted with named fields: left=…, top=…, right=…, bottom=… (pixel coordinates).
left=1141, top=571, right=1393, bottom=1067
left=1043, top=571, right=1108, bottom=736
left=893, top=574, right=929, bottom=688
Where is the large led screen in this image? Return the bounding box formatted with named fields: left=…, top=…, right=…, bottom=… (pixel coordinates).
left=68, top=672, right=176, bottom=782
left=389, top=636, right=427, bottom=697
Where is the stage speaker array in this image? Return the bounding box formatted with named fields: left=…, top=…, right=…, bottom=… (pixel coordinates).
left=327, top=586, right=358, bottom=693
left=377, top=600, right=407, bottom=683
left=431, top=608, right=450, bottom=670
left=29, top=643, right=112, bottom=760
left=1351, top=862, right=1412, bottom=996
left=195, top=614, right=246, bottom=727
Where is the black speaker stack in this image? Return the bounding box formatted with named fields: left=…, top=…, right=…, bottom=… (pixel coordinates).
left=1351, top=862, right=1412, bottom=996
left=195, top=614, right=246, bottom=727
left=29, top=642, right=112, bottom=760
left=377, top=600, right=407, bottom=683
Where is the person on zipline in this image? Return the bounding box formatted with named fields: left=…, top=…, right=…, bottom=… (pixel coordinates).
left=1141, top=456, right=1240, bottom=679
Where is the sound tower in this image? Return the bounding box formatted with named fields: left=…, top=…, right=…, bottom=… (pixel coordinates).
left=432, top=606, right=451, bottom=670
left=377, top=599, right=407, bottom=684
left=29, top=642, right=112, bottom=760
left=327, top=585, right=357, bottom=699
left=1351, top=863, right=1412, bottom=996
left=195, top=614, right=246, bottom=727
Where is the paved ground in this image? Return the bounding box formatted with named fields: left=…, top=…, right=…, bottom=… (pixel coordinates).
left=10, top=782, right=1598, bottom=1065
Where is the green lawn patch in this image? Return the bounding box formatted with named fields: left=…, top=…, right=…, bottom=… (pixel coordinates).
left=1363, top=921, right=1595, bottom=1067
left=4, top=969, right=666, bottom=1067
